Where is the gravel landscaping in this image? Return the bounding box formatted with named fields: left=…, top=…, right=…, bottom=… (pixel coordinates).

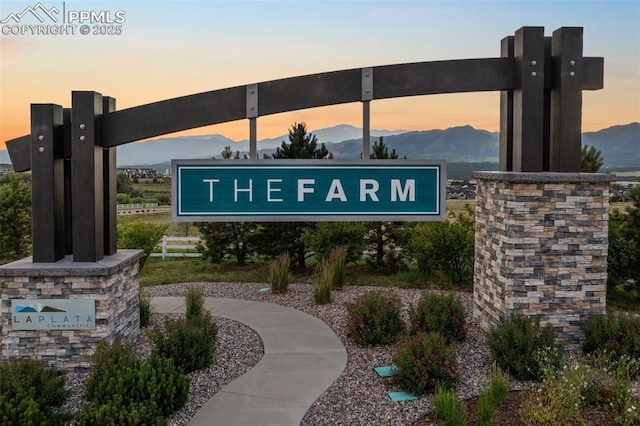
left=53, top=281, right=640, bottom=424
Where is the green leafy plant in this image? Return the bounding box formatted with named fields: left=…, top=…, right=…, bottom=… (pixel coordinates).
left=488, top=314, right=563, bottom=381
left=0, top=388, right=47, bottom=426
left=139, top=293, right=153, bottom=328
left=582, top=313, right=640, bottom=359
left=268, top=252, right=290, bottom=294
left=432, top=384, right=467, bottom=426
left=117, top=218, right=168, bottom=270
left=409, top=292, right=466, bottom=343
left=313, top=259, right=333, bottom=305
left=393, top=332, right=458, bottom=395
left=346, top=293, right=404, bottom=345
left=83, top=342, right=189, bottom=422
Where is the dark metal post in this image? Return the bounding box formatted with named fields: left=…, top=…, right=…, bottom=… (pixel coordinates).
left=512, top=26, right=546, bottom=172
left=362, top=68, right=373, bottom=160
left=550, top=27, right=583, bottom=172
left=499, top=36, right=514, bottom=171
left=71, top=91, right=104, bottom=262
left=31, top=104, right=65, bottom=262
left=247, top=84, right=258, bottom=159
left=62, top=108, right=73, bottom=254
left=102, top=97, right=117, bottom=255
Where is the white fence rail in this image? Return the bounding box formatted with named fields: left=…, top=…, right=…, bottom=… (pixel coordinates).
left=150, top=236, right=203, bottom=259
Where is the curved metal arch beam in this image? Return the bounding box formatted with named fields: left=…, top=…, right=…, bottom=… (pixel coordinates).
left=102, top=58, right=514, bottom=148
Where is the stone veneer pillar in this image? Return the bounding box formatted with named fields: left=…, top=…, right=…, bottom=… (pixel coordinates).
left=0, top=250, right=143, bottom=371
left=472, top=172, right=615, bottom=349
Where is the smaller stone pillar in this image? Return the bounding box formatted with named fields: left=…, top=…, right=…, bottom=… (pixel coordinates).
left=472, top=172, right=615, bottom=348
left=1, top=250, right=143, bottom=371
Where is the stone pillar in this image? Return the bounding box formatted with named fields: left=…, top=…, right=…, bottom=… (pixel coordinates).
left=472, top=172, right=615, bottom=348
left=0, top=250, right=143, bottom=371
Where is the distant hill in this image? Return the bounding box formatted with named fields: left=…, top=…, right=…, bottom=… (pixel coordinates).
left=1, top=123, right=638, bottom=168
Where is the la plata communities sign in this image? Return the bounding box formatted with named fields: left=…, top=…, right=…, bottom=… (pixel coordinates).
left=11, top=299, right=96, bottom=330
left=172, top=160, right=446, bottom=222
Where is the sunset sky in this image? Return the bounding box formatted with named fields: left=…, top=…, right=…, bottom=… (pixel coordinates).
left=1, top=0, right=639, bottom=150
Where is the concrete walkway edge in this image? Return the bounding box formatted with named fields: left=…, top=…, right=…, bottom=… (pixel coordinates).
left=151, top=297, right=348, bottom=426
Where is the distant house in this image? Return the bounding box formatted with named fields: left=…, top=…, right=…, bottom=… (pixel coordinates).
left=117, top=167, right=162, bottom=180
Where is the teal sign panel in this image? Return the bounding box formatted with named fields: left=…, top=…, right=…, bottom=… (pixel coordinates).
left=172, top=160, right=446, bottom=222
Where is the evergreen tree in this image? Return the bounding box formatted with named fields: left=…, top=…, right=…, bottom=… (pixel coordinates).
left=581, top=144, right=604, bottom=173
left=220, top=146, right=233, bottom=159
left=272, top=122, right=329, bottom=159
left=0, top=172, right=31, bottom=263
left=370, top=136, right=398, bottom=159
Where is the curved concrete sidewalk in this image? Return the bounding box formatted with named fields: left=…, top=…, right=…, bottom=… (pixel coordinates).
left=151, top=297, right=347, bottom=426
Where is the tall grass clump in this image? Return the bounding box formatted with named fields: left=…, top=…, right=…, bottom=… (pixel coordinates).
left=409, top=292, right=466, bottom=343
left=327, top=246, right=347, bottom=289
left=313, top=259, right=333, bottom=305
left=139, top=293, right=153, bottom=327
left=185, top=286, right=205, bottom=321
left=432, top=385, right=467, bottom=426
left=268, top=252, right=290, bottom=294
left=346, top=293, right=404, bottom=345
left=476, top=362, right=510, bottom=426
left=488, top=314, right=563, bottom=381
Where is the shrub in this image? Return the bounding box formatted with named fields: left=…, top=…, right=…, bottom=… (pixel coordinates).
left=488, top=314, right=563, bottom=381
left=346, top=293, right=404, bottom=345
left=0, top=388, right=47, bottom=426
left=185, top=286, right=205, bottom=321
left=393, top=332, right=458, bottom=395
left=268, top=252, right=290, bottom=294
left=327, top=246, right=347, bottom=290
left=432, top=385, right=467, bottom=426
left=0, top=358, right=68, bottom=410
left=582, top=313, right=640, bottom=359
left=313, top=260, right=332, bottom=305
left=77, top=397, right=164, bottom=426
left=152, top=313, right=218, bottom=373
left=409, top=293, right=466, bottom=343
left=84, top=343, right=189, bottom=422
left=139, top=294, right=153, bottom=328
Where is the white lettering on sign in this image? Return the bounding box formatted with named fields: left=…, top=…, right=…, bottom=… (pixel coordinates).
left=234, top=179, right=253, bottom=202
left=267, top=179, right=283, bottom=202
left=203, top=179, right=220, bottom=202
left=326, top=179, right=347, bottom=202
left=360, top=179, right=379, bottom=202
left=391, top=179, right=415, bottom=202
left=298, top=179, right=315, bottom=201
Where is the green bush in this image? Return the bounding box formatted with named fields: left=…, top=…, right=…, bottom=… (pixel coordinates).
left=117, top=218, right=168, bottom=270
left=582, top=313, right=640, bottom=359
left=312, top=259, right=333, bottom=305
left=409, top=293, right=466, bottom=343
left=152, top=313, right=218, bottom=373
left=185, top=286, right=205, bottom=321
left=488, top=314, right=563, bottom=381
left=346, top=293, right=404, bottom=345
left=393, top=332, right=458, bottom=395
left=0, top=358, right=68, bottom=410
left=0, top=388, right=47, bottom=426
left=77, top=397, right=164, bottom=426
left=84, top=341, right=189, bottom=421
left=268, top=252, right=290, bottom=294
left=432, top=385, right=467, bottom=426
left=139, top=294, right=153, bottom=328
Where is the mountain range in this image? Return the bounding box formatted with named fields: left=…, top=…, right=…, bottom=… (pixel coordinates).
left=1, top=122, right=638, bottom=169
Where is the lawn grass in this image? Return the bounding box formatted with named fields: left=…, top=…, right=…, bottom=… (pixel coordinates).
left=607, top=285, right=640, bottom=313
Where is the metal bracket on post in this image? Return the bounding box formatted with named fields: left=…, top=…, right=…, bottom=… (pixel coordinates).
left=31, top=104, right=65, bottom=262
left=549, top=27, right=584, bottom=172
left=246, top=84, right=258, bottom=160
left=71, top=91, right=105, bottom=262
left=499, top=36, right=514, bottom=171
left=362, top=67, right=373, bottom=160
left=512, top=26, right=545, bottom=172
